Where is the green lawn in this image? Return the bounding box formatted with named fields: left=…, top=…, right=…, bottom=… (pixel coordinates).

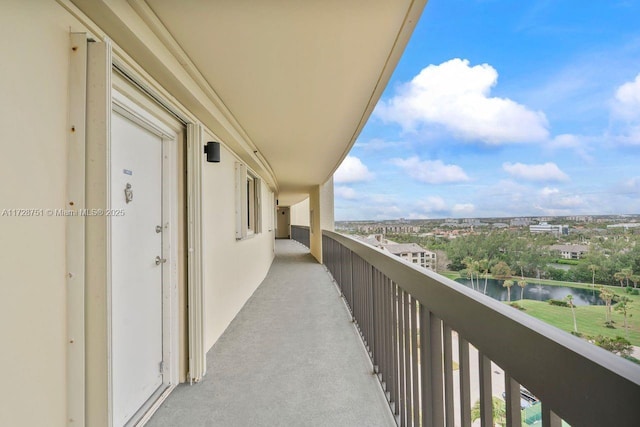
left=438, top=270, right=640, bottom=347
left=514, top=295, right=640, bottom=346
left=439, top=270, right=461, bottom=280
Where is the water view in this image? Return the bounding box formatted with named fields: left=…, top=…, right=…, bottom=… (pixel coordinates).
left=455, top=278, right=605, bottom=306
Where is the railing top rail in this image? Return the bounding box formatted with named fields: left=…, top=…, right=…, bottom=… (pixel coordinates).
left=322, top=229, right=640, bottom=426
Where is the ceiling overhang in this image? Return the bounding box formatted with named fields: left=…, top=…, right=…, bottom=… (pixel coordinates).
left=70, top=0, right=427, bottom=206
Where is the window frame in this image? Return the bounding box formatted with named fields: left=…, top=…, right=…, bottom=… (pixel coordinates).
left=235, top=162, right=262, bottom=240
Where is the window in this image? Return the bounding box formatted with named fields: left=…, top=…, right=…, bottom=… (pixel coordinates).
left=235, top=162, right=261, bottom=239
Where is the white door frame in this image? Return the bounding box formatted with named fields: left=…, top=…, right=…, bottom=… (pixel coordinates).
left=109, top=90, right=179, bottom=425
left=71, top=36, right=204, bottom=427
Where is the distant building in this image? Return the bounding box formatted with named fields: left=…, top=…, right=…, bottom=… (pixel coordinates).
left=567, top=215, right=593, bottom=222
left=382, top=243, right=437, bottom=270
left=607, top=223, right=640, bottom=230
left=550, top=244, right=589, bottom=260
left=353, top=236, right=437, bottom=270
left=529, top=222, right=568, bottom=235
left=511, top=218, right=532, bottom=227
left=354, top=224, right=420, bottom=234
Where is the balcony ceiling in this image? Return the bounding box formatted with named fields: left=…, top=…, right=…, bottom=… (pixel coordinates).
left=71, top=0, right=426, bottom=205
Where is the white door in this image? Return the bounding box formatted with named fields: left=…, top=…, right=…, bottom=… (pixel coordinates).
left=276, top=207, right=290, bottom=238
left=111, top=110, right=165, bottom=426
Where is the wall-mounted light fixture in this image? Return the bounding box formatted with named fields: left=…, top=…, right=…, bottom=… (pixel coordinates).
left=204, top=141, right=221, bottom=163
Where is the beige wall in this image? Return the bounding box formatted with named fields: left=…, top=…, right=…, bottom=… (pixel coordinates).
left=290, top=178, right=333, bottom=262
left=0, top=1, right=276, bottom=425
left=289, top=177, right=334, bottom=230
left=290, top=197, right=310, bottom=226
left=0, top=1, right=90, bottom=425
left=309, top=187, right=322, bottom=261
left=320, top=176, right=335, bottom=232
left=201, top=133, right=275, bottom=349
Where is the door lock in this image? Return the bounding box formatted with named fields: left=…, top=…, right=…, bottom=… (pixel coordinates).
left=155, top=256, right=167, bottom=265
left=124, top=183, right=133, bottom=204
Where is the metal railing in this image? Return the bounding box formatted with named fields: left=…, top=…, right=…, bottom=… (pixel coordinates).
left=291, top=225, right=310, bottom=248
left=322, top=230, right=640, bottom=427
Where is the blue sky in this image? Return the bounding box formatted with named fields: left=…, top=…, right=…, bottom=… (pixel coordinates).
left=334, top=0, right=640, bottom=221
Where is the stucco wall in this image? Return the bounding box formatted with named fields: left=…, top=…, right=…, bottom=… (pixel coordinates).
left=0, top=1, right=87, bottom=425
left=289, top=177, right=333, bottom=230
left=290, top=197, right=310, bottom=226
left=201, top=132, right=275, bottom=349
left=320, top=176, right=335, bottom=232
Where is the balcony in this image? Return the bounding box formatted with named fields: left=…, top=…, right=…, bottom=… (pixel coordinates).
left=147, top=238, right=395, bottom=427
left=149, top=229, right=640, bottom=427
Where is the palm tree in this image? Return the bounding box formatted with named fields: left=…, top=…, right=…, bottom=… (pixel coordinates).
left=480, top=258, right=490, bottom=295
left=621, top=267, right=633, bottom=287
left=471, top=397, right=506, bottom=427
left=565, top=294, right=578, bottom=333
left=615, top=296, right=632, bottom=338
left=599, top=287, right=615, bottom=323
left=613, top=268, right=633, bottom=286
left=517, top=279, right=527, bottom=300
left=463, top=257, right=476, bottom=290
left=503, top=279, right=514, bottom=302
left=472, top=259, right=481, bottom=290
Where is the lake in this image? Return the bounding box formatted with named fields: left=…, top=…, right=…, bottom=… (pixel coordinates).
left=455, top=278, right=605, bottom=306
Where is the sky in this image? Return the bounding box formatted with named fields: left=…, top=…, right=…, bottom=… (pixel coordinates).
left=334, top=0, right=640, bottom=221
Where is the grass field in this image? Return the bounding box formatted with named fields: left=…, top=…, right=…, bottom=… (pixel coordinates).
left=514, top=294, right=640, bottom=346
left=437, top=270, right=640, bottom=347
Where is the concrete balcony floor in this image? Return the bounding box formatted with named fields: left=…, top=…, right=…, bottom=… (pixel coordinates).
left=147, top=239, right=395, bottom=427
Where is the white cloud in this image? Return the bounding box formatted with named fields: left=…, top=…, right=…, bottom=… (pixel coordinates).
left=548, top=134, right=594, bottom=162
left=452, top=203, right=475, bottom=215
left=353, top=138, right=412, bottom=151
left=418, top=196, right=448, bottom=213
left=503, top=162, right=569, bottom=182
left=609, top=73, right=640, bottom=145
left=534, top=194, right=587, bottom=215
left=540, top=187, right=560, bottom=197
left=550, top=134, right=581, bottom=149
left=623, top=177, right=640, bottom=192
left=392, top=156, right=470, bottom=184
left=613, top=73, right=640, bottom=121
left=375, top=58, right=549, bottom=144
left=334, top=155, right=374, bottom=183
left=412, top=198, right=474, bottom=218
left=334, top=186, right=358, bottom=200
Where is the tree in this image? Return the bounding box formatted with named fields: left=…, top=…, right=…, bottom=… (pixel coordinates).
left=614, top=296, right=632, bottom=338
left=503, top=279, right=514, bottom=302
left=491, top=261, right=512, bottom=280
left=480, top=258, right=490, bottom=295
left=613, top=269, right=632, bottom=287
left=471, top=397, right=506, bottom=427
left=565, top=294, right=578, bottom=333
left=463, top=257, right=478, bottom=290
left=599, top=287, right=615, bottom=323
left=517, top=279, right=527, bottom=300
left=621, top=267, right=634, bottom=287
left=588, top=264, right=598, bottom=289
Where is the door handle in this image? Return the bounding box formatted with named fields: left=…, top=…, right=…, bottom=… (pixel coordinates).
left=155, top=256, right=167, bottom=265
